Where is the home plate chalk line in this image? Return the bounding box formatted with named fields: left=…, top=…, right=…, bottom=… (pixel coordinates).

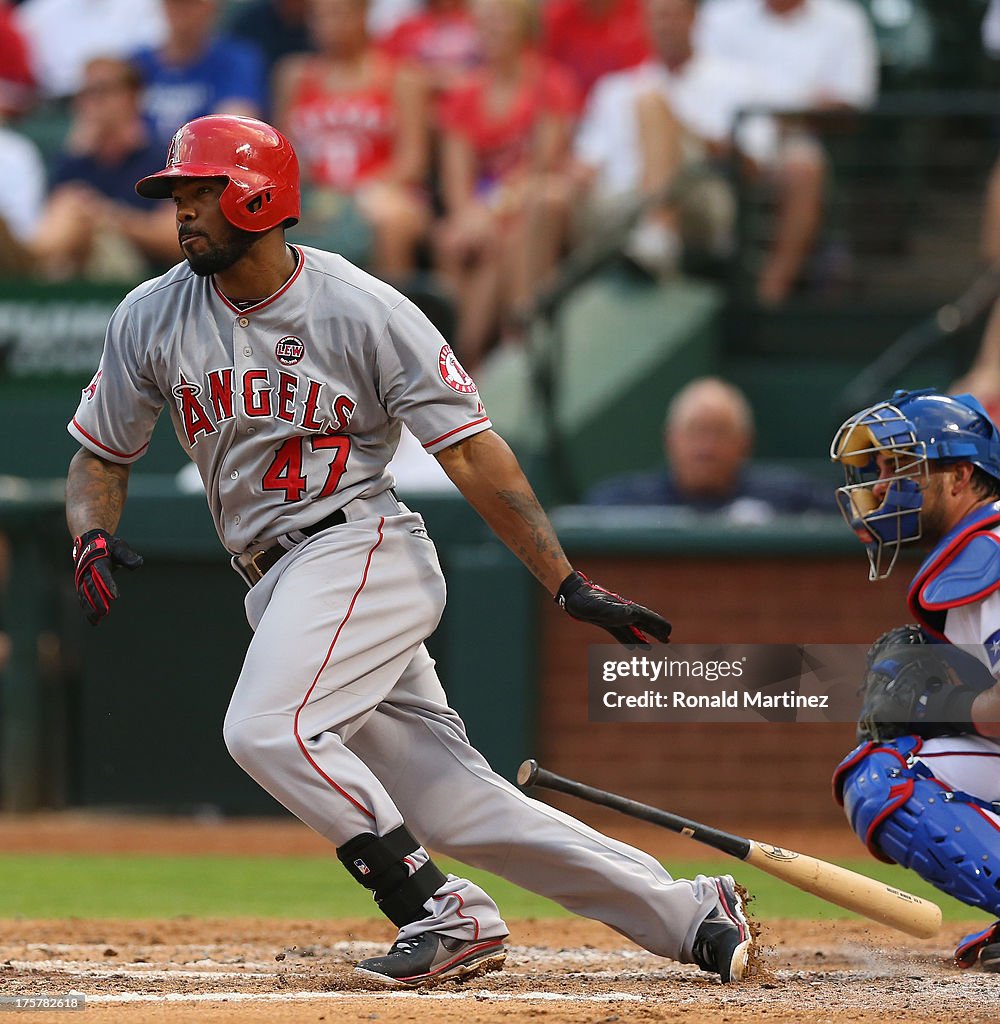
left=83, top=990, right=646, bottom=1005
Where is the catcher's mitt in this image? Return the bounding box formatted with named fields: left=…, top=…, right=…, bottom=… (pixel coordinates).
left=856, top=624, right=954, bottom=742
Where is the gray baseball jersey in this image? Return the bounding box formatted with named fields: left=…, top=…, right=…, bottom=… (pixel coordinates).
left=69, top=244, right=490, bottom=553
left=68, top=243, right=723, bottom=963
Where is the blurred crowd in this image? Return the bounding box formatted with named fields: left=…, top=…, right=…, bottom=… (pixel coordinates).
left=0, top=0, right=890, bottom=370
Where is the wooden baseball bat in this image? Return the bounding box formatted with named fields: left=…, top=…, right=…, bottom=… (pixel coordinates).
left=517, top=759, right=941, bottom=939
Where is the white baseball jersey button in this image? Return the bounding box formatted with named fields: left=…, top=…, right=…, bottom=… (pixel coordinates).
left=243, top=347, right=252, bottom=356
left=238, top=317, right=250, bottom=327
left=247, top=427, right=256, bottom=434
left=231, top=471, right=239, bottom=479
left=234, top=514, right=241, bottom=524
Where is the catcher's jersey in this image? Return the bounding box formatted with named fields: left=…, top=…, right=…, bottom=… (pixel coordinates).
left=68, top=244, right=490, bottom=553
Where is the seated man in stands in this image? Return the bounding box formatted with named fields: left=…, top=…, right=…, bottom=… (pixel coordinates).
left=29, top=57, right=178, bottom=281
left=695, top=0, right=879, bottom=304
left=584, top=376, right=832, bottom=518
left=572, top=0, right=777, bottom=279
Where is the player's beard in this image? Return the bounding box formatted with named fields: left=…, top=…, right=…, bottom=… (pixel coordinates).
left=917, top=472, right=949, bottom=545
left=180, top=225, right=260, bottom=276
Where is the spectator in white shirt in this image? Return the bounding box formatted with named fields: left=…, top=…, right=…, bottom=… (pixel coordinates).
left=696, top=0, right=877, bottom=111
left=572, top=0, right=777, bottom=278
left=0, top=122, right=45, bottom=275
left=695, top=0, right=879, bottom=303
left=15, top=0, right=167, bottom=99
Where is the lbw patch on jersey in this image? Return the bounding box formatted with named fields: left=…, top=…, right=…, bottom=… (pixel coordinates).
left=439, top=344, right=477, bottom=394
left=275, top=335, right=305, bottom=366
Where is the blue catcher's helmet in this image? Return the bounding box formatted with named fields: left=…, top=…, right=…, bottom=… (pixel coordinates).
left=830, top=388, right=1000, bottom=580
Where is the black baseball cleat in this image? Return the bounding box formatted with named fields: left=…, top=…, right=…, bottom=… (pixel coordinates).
left=354, top=932, right=507, bottom=988
left=980, top=943, right=1000, bottom=973
left=691, top=875, right=755, bottom=983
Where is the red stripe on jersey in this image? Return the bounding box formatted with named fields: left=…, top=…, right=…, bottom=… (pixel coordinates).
left=422, top=416, right=491, bottom=449
left=70, top=417, right=149, bottom=460
left=212, top=245, right=306, bottom=314
left=292, top=516, right=385, bottom=822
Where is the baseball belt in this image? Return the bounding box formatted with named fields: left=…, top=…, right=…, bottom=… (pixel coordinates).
left=238, top=507, right=348, bottom=584
left=236, top=489, right=404, bottom=585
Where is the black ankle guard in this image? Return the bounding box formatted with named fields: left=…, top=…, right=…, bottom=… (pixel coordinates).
left=337, top=825, right=448, bottom=927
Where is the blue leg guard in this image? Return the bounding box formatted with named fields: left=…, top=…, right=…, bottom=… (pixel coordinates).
left=833, top=737, right=1000, bottom=916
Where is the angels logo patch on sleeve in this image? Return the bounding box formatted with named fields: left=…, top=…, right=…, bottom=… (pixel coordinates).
left=438, top=345, right=477, bottom=394
left=83, top=368, right=103, bottom=401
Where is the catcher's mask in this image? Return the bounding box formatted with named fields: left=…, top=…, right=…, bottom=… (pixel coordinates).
left=135, top=114, right=300, bottom=232
left=831, top=388, right=1000, bottom=580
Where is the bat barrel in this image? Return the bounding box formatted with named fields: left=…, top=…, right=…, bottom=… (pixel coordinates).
left=745, top=841, right=942, bottom=939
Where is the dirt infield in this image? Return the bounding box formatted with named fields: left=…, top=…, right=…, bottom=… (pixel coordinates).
left=2, top=916, right=998, bottom=1024
left=1, top=815, right=998, bottom=1023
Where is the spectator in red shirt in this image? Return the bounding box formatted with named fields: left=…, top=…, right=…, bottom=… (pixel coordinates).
left=436, top=0, right=580, bottom=369
left=274, top=0, right=431, bottom=278
left=0, top=0, right=35, bottom=117
left=542, top=0, right=649, bottom=100
left=380, top=0, right=481, bottom=101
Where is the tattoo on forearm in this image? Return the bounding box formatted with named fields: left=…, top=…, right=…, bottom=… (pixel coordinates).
left=66, top=451, right=129, bottom=536
left=497, top=488, right=561, bottom=573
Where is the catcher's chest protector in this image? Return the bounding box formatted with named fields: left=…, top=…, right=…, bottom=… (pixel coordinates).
left=908, top=504, right=1000, bottom=639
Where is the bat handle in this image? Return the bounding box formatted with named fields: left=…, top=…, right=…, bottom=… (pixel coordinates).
left=517, top=759, right=751, bottom=860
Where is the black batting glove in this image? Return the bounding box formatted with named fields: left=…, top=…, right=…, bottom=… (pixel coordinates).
left=555, top=570, right=672, bottom=647
left=72, top=528, right=144, bottom=625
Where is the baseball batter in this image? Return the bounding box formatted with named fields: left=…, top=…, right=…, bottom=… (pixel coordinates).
left=831, top=389, right=1000, bottom=971
left=65, top=115, right=756, bottom=987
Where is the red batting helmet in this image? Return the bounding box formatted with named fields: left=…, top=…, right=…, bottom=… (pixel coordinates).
left=136, top=115, right=300, bottom=232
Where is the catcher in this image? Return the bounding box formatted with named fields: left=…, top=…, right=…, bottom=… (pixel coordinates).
left=830, top=388, right=1000, bottom=972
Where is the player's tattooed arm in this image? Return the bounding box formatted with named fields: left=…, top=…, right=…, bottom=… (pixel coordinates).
left=435, top=429, right=573, bottom=594
left=65, top=447, right=132, bottom=537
